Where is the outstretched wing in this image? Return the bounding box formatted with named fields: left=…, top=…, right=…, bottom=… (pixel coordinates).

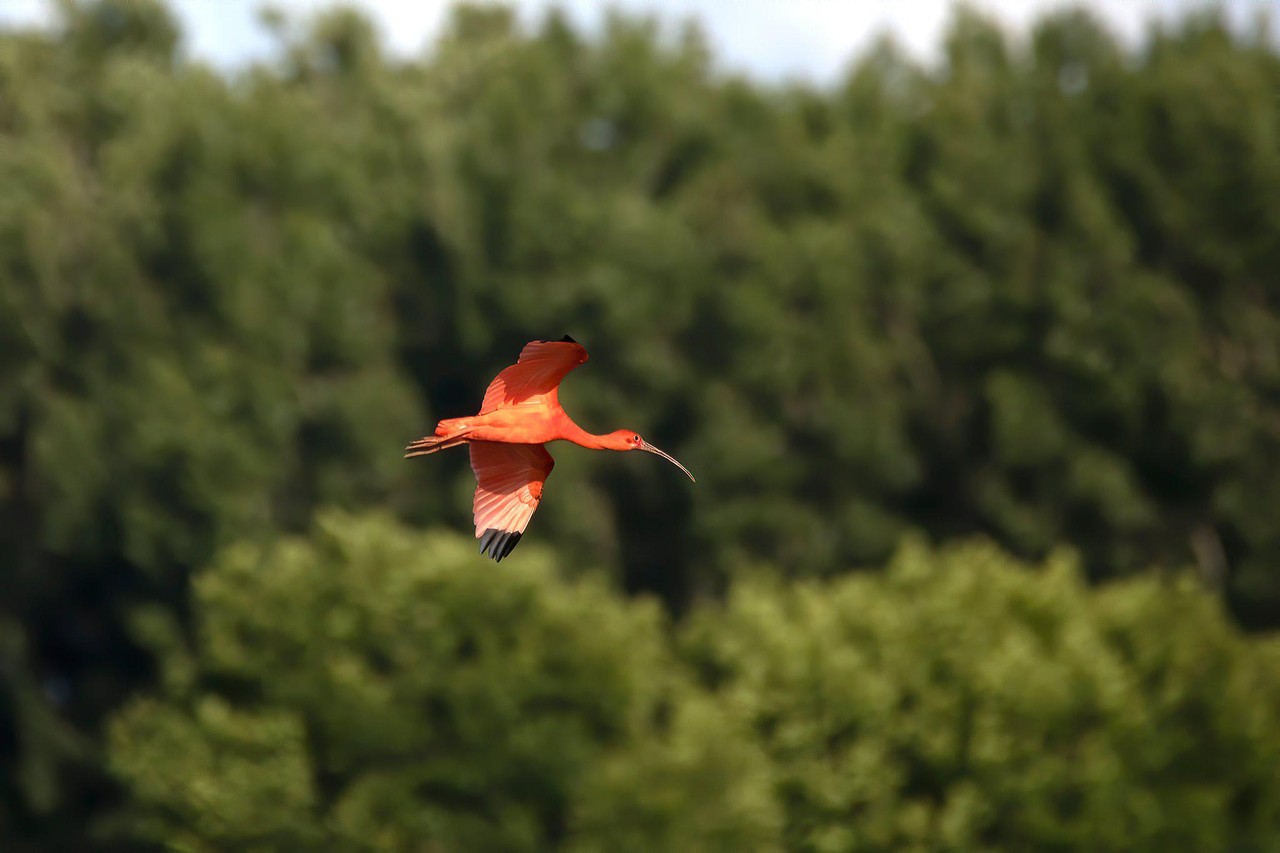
left=479, top=336, right=588, bottom=414
left=470, top=441, right=555, bottom=562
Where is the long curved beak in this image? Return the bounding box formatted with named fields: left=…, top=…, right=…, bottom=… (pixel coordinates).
left=639, top=440, right=696, bottom=482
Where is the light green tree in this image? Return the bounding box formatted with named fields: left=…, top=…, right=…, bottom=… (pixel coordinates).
left=107, top=513, right=779, bottom=851
left=682, top=539, right=1280, bottom=850
left=108, top=522, right=1280, bottom=850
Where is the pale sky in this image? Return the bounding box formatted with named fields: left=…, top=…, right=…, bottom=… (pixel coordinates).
left=0, top=1, right=1272, bottom=82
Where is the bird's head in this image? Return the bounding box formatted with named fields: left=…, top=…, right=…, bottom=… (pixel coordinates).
left=604, top=429, right=695, bottom=482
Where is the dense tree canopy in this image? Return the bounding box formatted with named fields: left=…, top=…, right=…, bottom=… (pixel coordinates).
left=0, top=0, right=1278, bottom=845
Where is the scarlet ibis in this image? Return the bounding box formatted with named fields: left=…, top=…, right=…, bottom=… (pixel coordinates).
left=405, top=336, right=695, bottom=562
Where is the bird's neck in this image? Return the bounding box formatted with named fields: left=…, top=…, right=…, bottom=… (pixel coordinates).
left=557, top=418, right=615, bottom=450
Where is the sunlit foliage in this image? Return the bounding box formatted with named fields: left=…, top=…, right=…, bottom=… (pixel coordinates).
left=108, top=513, right=778, bottom=851
left=108, top=516, right=1280, bottom=850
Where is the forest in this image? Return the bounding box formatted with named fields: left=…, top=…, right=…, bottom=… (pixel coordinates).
left=1, top=1, right=1279, bottom=849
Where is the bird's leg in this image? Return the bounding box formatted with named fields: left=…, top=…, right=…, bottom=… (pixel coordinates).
left=404, top=431, right=471, bottom=457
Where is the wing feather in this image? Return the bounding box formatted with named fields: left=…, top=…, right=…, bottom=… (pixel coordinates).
left=479, top=338, right=588, bottom=414
left=469, top=441, right=555, bottom=563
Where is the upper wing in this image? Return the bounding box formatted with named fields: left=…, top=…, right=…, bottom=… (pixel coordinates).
left=479, top=336, right=588, bottom=414
left=470, top=441, right=555, bottom=562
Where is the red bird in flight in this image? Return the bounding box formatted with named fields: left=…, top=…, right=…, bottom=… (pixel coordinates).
left=405, top=336, right=695, bottom=562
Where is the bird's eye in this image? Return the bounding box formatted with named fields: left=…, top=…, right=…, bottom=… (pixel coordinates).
left=632, top=434, right=641, bottom=444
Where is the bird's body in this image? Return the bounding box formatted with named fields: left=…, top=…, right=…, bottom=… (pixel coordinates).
left=405, top=336, right=694, bottom=562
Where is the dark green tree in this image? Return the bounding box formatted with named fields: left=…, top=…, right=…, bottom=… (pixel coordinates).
left=0, top=0, right=421, bottom=839
left=3, top=0, right=1280, bottom=844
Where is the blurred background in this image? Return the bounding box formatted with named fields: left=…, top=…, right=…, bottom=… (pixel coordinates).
left=2, top=0, right=1279, bottom=849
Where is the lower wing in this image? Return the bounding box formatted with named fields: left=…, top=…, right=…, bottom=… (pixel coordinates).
left=469, top=441, right=555, bottom=562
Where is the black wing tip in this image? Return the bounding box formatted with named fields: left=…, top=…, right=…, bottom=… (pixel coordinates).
left=479, top=529, right=523, bottom=563
left=537, top=335, right=578, bottom=344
